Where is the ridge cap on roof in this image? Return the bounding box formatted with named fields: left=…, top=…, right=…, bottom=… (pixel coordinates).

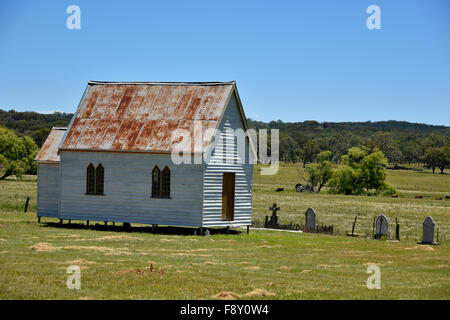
left=87, top=80, right=236, bottom=86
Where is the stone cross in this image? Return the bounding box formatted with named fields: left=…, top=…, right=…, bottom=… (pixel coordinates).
left=421, top=216, right=436, bottom=244
left=305, top=208, right=316, bottom=232
left=375, top=214, right=388, bottom=239
left=267, top=203, right=280, bottom=228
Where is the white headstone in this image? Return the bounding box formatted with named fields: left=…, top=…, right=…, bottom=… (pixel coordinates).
left=422, top=216, right=435, bottom=244
left=375, top=214, right=388, bottom=238
left=305, top=208, right=316, bottom=232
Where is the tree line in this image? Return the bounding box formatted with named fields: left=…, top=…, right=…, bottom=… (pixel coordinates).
left=0, top=109, right=73, bottom=147
left=0, top=110, right=449, bottom=180
left=248, top=119, right=450, bottom=174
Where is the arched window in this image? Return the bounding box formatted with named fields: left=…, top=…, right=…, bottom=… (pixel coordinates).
left=161, top=166, right=171, bottom=198
left=96, top=164, right=104, bottom=195
left=152, top=166, right=161, bottom=197
left=86, top=163, right=95, bottom=194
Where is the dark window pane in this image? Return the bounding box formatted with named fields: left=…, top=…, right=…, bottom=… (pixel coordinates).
left=162, top=167, right=170, bottom=198
left=152, top=166, right=160, bottom=197
left=87, top=164, right=95, bottom=194
left=96, top=164, right=104, bottom=195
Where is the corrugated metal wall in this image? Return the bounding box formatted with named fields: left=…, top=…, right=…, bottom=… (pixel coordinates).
left=58, top=151, right=204, bottom=226
left=37, top=163, right=60, bottom=217
left=202, top=92, right=253, bottom=227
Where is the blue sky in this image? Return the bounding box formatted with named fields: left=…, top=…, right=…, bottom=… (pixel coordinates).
left=0, top=0, right=449, bottom=125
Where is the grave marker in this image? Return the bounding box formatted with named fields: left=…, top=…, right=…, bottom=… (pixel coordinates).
left=375, top=214, right=388, bottom=239
left=420, top=216, right=436, bottom=244
left=305, top=208, right=316, bottom=232
left=266, top=203, right=280, bottom=228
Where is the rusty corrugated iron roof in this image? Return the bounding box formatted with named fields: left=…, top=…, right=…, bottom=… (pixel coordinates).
left=61, top=81, right=236, bottom=153
left=35, top=127, right=67, bottom=162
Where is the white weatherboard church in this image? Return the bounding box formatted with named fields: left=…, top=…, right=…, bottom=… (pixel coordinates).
left=35, top=81, right=254, bottom=230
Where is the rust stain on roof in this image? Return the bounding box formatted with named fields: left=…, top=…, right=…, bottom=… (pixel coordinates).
left=61, top=81, right=235, bottom=152
left=35, top=128, right=67, bottom=162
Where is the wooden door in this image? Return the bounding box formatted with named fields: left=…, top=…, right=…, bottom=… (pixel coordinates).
left=221, top=173, right=235, bottom=221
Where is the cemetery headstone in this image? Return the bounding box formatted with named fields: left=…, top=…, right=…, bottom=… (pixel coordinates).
left=375, top=214, right=388, bottom=239
left=266, top=203, right=280, bottom=228
left=420, top=216, right=436, bottom=244
left=305, top=208, right=316, bottom=232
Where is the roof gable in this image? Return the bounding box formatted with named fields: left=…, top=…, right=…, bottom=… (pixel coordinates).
left=60, top=81, right=237, bottom=153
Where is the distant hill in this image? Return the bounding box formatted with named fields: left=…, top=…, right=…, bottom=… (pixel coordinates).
left=0, top=109, right=73, bottom=147
left=1, top=109, right=448, bottom=164
left=247, top=119, right=449, bottom=164
left=247, top=119, right=449, bottom=135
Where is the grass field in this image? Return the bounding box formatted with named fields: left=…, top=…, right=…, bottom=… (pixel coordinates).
left=253, top=163, right=450, bottom=241
left=0, top=166, right=449, bottom=300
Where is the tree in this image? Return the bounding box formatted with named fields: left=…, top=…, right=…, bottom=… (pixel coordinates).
left=279, top=132, right=298, bottom=162
left=328, top=147, right=395, bottom=195
left=365, top=131, right=403, bottom=164
left=402, top=141, right=421, bottom=165
left=437, top=146, right=450, bottom=174
left=424, top=132, right=449, bottom=149
left=299, top=140, right=319, bottom=168
left=31, top=127, right=51, bottom=147
left=0, top=127, right=38, bottom=180
left=423, top=146, right=450, bottom=174
left=304, top=150, right=333, bottom=193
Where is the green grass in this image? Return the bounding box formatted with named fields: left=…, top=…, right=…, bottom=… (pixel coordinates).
left=0, top=169, right=449, bottom=300
left=253, top=164, right=450, bottom=241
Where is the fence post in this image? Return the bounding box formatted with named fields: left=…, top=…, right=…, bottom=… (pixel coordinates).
left=24, top=197, right=30, bottom=213
left=395, top=218, right=400, bottom=241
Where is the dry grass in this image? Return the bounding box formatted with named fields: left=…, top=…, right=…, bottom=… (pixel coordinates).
left=0, top=170, right=449, bottom=299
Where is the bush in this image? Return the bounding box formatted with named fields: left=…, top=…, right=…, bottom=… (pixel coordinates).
left=0, top=127, right=38, bottom=179
left=328, top=147, right=395, bottom=195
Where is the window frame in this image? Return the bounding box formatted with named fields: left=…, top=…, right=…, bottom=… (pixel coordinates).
left=151, top=165, right=171, bottom=199
left=85, top=163, right=105, bottom=196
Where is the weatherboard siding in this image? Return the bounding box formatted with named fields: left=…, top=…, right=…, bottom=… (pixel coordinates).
left=202, top=92, right=253, bottom=227
left=37, top=163, right=60, bottom=218
left=58, top=151, right=204, bottom=226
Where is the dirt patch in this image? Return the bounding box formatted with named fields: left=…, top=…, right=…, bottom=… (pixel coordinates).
left=245, top=289, right=275, bottom=297
left=279, top=266, right=291, bottom=270
left=30, top=242, right=58, bottom=252
left=95, top=235, right=140, bottom=241
left=244, top=266, right=260, bottom=271
left=0, top=238, right=6, bottom=242
left=172, top=252, right=211, bottom=257
left=405, top=245, right=436, bottom=251
left=66, top=259, right=96, bottom=265
left=30, top=242, right=130, bottom=255
left=300, top=270, right=312, bottom=273
left=78, top=296, right=94, bottom=300
left=213, top=291, right=241, bottom=300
